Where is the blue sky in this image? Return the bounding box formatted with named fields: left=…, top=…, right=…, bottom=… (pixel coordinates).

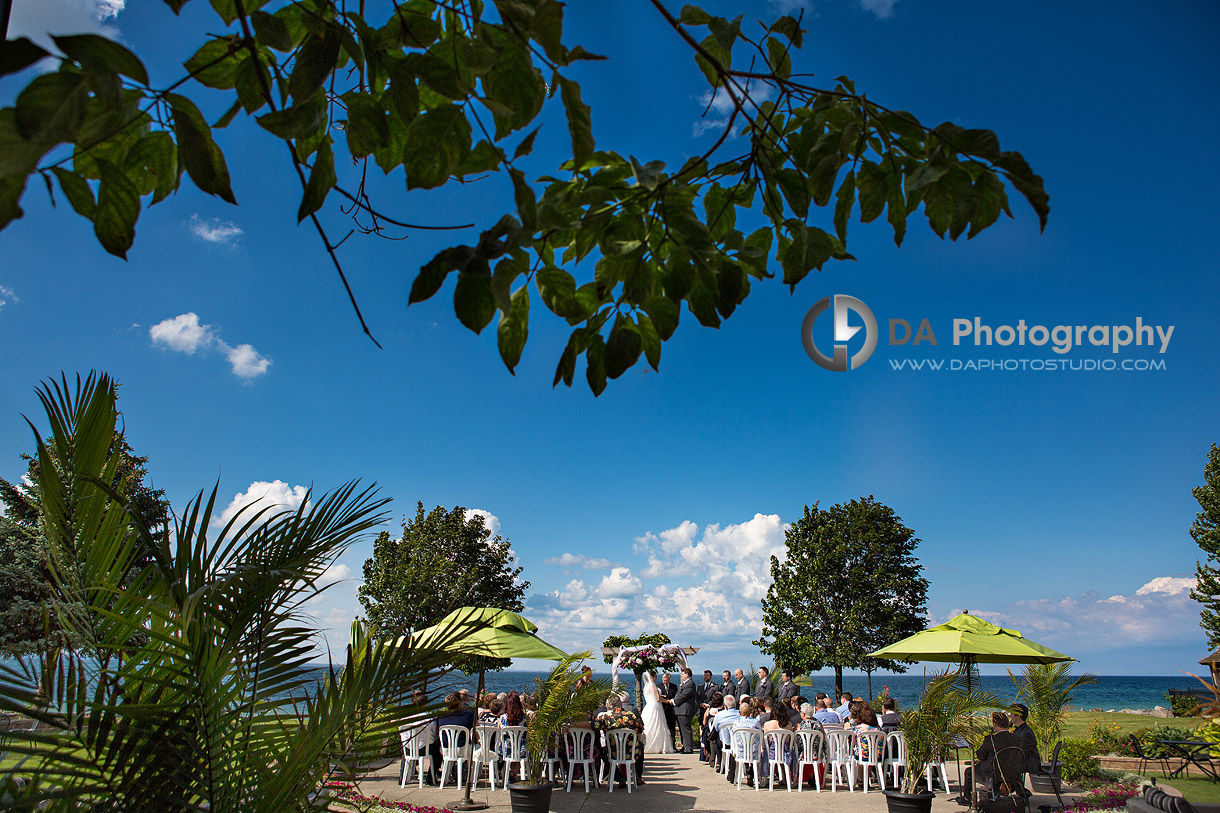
left=2, top=0, right=1218, bottom=677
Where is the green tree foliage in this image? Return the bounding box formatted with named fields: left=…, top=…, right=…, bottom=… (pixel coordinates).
left=0, top=372, right=458, bottom=811
left=755, top=496, right=929, bottom=697
left=1010, top=661, right=1098, bottom=761
left=1191, top=444, right=1220, bottom=648
left=358, top=502, right=529, bottom=671
left=602, top=632, right=673, bottom=705
left=0, top=383, right=169, bottom=655
left=0, top=0, right=1049, bottom=393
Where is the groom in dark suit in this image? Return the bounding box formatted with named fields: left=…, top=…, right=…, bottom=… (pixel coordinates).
left=673, top=668, right=698, bottom=754
left=659, top=672, right=678, bottom=747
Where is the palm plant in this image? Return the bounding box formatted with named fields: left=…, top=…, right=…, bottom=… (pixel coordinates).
left=0, top=372, right=458, bottom=812
left=899, top=667, right=998, bottom=794
left=522, top=651, right=613, bottom=786
left=1010, top=662, right=1098, bottom=761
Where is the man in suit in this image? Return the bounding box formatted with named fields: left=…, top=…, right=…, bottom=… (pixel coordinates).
left=753, top=666, right=774, bottom=699
left=673, top=668, right=698, bottom=754
left=733, top=668, right=751, bottom=702
left=697, top=670, right=718, bottom=713
left=660, top=672, right=679, bottom=747
left=777, top=670, right=799, bottom=704
left=1009, top=703, right=1042, bottom=775
left=721, top=669, right=736, bottom=699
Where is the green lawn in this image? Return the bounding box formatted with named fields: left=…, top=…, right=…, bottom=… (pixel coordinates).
left=1145, top=774, right=1220, bottom=804
left=1063, top=710, right=1206, bottom=740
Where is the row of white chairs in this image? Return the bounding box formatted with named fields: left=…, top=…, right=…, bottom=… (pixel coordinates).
left=401, top=724, right=643, bottom=793
left=719, top=727, right=950, bottom=793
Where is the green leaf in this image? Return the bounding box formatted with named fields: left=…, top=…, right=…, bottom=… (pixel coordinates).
left=297, top=139, right=335, bottom=222
left=513, top=126, right=540, bottom=159
left=605, top=316, right=642, bottom=379
left=768, top=15, right=804, bottom=47
left=968, top=172, right=1007, bottom=239
left=636, top=313, right=662, bottom=371
left=497, top=285, right=530, bottom=373
left=537, top=266, right=585, bottom=320
left=532, top=0, right=566, bottom=64
left=833, top=169, right=855, bottom=243
left=780, top=223, right=835, bottom=289
left=630, top=156, right=665, bottom=191
left=553, top=333, right=578, bottom=387
left=679, top=5, right=713, bottom=24
left=402, top=104, right=470, bottom=190
left=184, top=37, right=241, bottom=89
left=886, top=169, right=907, bottom=247
left=558, top=77, right=593, bottom=169
left=124, top=130, right=177, bottom=204
left=509, top=169, right=537, bottom=231
left=410, top=251, right=452, bottom=304
left=289, top=23, right=342, bottom=102
left=686, top=269, right=721, bottom=328
left=454, top=272, right=496, bottom=334
left=94, top=160, right=140, bottom=259
left=810, top=153, right=842, bottom=207
left=856, top=161, right=886, bottom=223
left=775, top=167, right=810, bottom=219
left=15, top=72, right=87, bottom=142
left=716, top=262, right=747, bottom=318
left=51, top=168, right=95, bottom=217
left=766, top=37, right=791, bottom=80
left=53, top=34, right=149, bottom=86
left=483, top=39, right=545, bottom=138
left=252, top=10, right=294, bottom=51
left=644, top=296, right=679, bottom=340
left=385, top=58, right=420, bottom=125
left=342, top=92, right=388, bottom=158
left=209, top=0, right=238, bottom=25
left=997, top=151, right=1049, bottom=232
left=458, top=140, right=501, bottom=174
left=257, top=92, right=327, bottom=139
left=585, top=334, right=607, bottom=396
left=0, top=37, right=51, bottom=77
left=213, top=100, right=242, bottom=128
left=0, top=175, right=26, bottom=229
left=168, top=93, right=235, bottom=204
left=694, top=34, right=728, bottom=86
left=708, top=15, right=743, bottom=54
left=234, top=52, right=271, bottom=113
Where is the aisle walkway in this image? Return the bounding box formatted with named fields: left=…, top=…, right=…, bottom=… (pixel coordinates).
left=349, top=753, right=1068, bottom=812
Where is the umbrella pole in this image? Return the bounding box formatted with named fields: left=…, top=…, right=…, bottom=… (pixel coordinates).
left=451, top=665, right=488, bottom=811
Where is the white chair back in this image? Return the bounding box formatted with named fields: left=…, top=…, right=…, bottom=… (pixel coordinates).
left=885, top=730, right=906, bottom=787
left=566, top=726, right=595, bottom=760
left=439, top=724, right=471, bottom=758
left=606, top=728, right=638, bottom=762
left=500, top=725, right=527, bottom=760
left=476, top=724, right=499, bottom=753
left=796, top=729, right=826, bottom=792
left=733, top=727, right=763, bottom=760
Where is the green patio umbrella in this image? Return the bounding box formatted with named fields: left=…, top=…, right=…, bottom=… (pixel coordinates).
left=868, top=611, right=1072, bottom=692
left=407, top=607, right=568, bottom=811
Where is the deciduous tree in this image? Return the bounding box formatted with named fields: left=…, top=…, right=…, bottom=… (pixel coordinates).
left=755, top=497, right=928, bottom=697
left=0, top=0, right=1048, bottom=393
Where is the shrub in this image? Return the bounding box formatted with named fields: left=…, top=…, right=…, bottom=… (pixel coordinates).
left=1137, top=725, right=1198, bottom=758
left=1165, top=692, right=1202, bottom=717
left=1060, top=737, right=1102, bottom=783
left=1088, top=721, right=1126, bottom=755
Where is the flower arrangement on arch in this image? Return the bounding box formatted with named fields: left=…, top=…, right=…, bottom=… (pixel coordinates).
left=617, top=647, right=681, bottom=673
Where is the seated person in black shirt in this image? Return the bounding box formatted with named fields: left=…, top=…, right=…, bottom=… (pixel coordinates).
left=962, top=711, right=1019, bottom=798
left=428, top=692, right=476, bottom=782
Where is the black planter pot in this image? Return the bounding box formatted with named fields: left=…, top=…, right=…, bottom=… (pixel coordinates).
left=883, top=789, right=936, bottom=813
left=1029, top=768, right=1061, bottom=794
left=507, top=782, right=553, bottom=813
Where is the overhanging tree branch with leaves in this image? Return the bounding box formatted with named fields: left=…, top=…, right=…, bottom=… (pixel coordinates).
left=0, top=0, right=1048, bottom=392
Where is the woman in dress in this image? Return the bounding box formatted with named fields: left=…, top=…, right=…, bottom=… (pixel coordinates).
left=641, top=671, right=675, bottom=754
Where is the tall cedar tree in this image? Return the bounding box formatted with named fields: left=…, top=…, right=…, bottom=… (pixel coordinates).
left=1191, top=444, right=1220, bottom=648
left=0, top=399, right=169, bottom=655
left=755, top=497, right=929, bottom=697
left=359, top=502, right=529, bottom=671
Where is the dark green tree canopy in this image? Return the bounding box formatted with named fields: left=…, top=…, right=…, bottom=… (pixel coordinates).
left=0, top=0, right=1048, bottom=394
left=358, top=501, right=529, bottom=670
left=755, top=496, right=929, bottom=697
left=0, top=376, right=170, bottom=655
left=1190, top=443, right=1220, bottom=648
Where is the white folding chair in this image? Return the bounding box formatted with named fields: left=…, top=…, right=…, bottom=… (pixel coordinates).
left=885, top=730, right=906, bottom=789
left=399, top=729, right=429, bottom=788
left=855, top=730, right=886, bottom=792
left=437, top=725, right=472, bottom=790
left=542, top=732, right=563, bottom=783
left=764, top=729, right=795, bottom=791
left=720, top=724, right=735, bottom=776
left=732, top=728, right=763, bottom=792
left=565, top=727, right=598, bottom=792
left=472, top=724, right=500, bottom=790
left=499, top=725, right=528, bottom=787
left=602, top=728, right=639, bottom=793
left=826, top=729, right=856, bottom=792
left=926, top=752, right=950, bottom=793
left=796, top=729, right=825, bottom=792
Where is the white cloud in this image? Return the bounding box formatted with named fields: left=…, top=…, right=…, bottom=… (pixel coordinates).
left=976, top=575, right=1202, bottom=650
left=544, top=553, right=614, bottom=570
left=693, top=80, right=778, bottom=137
left=859, top=0, right=898, bottom=18
left=598, top=567, right=642, bottom=598
left=217, top=480, right=311, bottom=529
left=8, top=0, right=125, bottom=52
left=187, top=215, right=243, bottom=247
left=149, top=313, right=272, bottom=380
left=0, top=285, right=17, bottom=311
left=466, top=508, right=501, bottom=536
left=225, top=343, right=272, bottom=379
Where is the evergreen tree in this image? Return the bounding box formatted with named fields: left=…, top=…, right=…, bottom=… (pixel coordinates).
left=755, top=497, right=929, bottom=697
left=1190, top=444, right=1220, bottom=648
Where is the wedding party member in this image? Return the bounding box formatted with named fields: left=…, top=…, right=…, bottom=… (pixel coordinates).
left=698, top=670, right=718, bottom=711
left=660, top=672, right=679, bottom=746
left=673, top=668, right=698, bottom=754
left=593, top=694, right=646, bottom=786
left=721, top=669, right=736, bottom=698
left=777, top=670, right=798, bottom=704
left=575, top=665, right=593, bottom=690
left=733, top=669, right=751, bottom=702
left=754, top=666, right=774, bottom=699
left=641, top=671, right=675, bottom=754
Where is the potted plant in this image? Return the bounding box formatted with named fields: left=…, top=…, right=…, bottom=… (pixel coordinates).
left=508, top=651, right=612, bottom=813
left=1010, top=662, right=1096, bottom=792
left=884, top=668, right=998, bottom=813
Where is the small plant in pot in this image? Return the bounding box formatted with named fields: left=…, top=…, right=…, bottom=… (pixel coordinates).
left=509, top=651, right=612, bottom=813
left=884, top=668, right=998, bottom=813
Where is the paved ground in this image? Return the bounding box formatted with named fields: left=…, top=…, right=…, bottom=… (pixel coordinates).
left=349, top=754, right=1072, bottom=812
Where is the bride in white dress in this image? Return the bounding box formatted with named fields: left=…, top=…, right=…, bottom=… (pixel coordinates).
left=641, top=671, right=674, bottom=754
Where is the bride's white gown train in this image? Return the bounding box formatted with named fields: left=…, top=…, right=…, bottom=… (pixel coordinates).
left=641, top=679, right=674, bottom=754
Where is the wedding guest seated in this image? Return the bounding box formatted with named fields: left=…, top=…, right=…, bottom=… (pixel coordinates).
left=499, top=691, right=525, bottom=729
left=962, top=711, right=1018, bottom=799
left=762, top=702, right=796, bottom=781
left=853, top=703, right=882, bottom=766
left=430, top=692, right=474, bottom=781
left=814, top=697, right=844, bottom=729
left=712, top=694, right=741, bottom=771
left=880, top=697, right=901, bottom=730
left=726, top=697, right=761, bottom=786
left=757, top=697, right=775, bottom=725
left=592, top=694, right=646, bottom=786
left=796, top=702, right=825, bottom=788
left=400, top=690, right=438, bottom=785
left=835, top=691, right=853, bottom=721
left=701, top=692, right=724, bottom=765
left=522, top=693, right=537, bottom=722
left=480, top=697, right=503, bottom=725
